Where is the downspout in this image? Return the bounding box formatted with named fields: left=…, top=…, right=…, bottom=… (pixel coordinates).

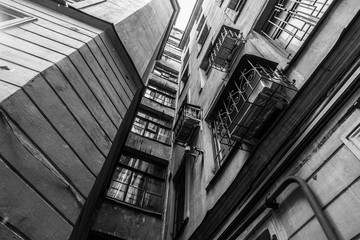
left=228, top=176, right=339, bottom=240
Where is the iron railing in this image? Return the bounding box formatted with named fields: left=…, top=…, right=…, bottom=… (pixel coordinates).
left=173, top=103, right=202, bottom=145
left=213, top=60, right=297, bottom=150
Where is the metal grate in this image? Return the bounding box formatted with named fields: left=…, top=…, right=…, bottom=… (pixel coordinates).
left=262, top=0, right=333, bottom=56
left=212, top=60, right=297, bottom=151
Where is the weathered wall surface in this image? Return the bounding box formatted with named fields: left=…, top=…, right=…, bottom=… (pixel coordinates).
left=0, top=0, right=140, bottom=239
left=125, top=132, right=172, bottom=161
left=169, top=1, right=360, bottom=240
left=74, top=0, right=174, bottom=79
left=91, top=201, right=163, bottom=240
left=234, top=79, right=360, bottom=240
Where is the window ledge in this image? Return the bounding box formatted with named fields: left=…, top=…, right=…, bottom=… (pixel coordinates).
left=131, top=132, right=172, bottom=146
left=105, top=197, right=163, bottom=217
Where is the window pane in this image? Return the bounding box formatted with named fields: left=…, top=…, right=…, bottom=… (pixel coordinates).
left=112, top=167, right=132, bottom=183
left=143, top=193, right=162, bottom=212
left=107, top=182, right=127, bottom=201
left=144, top=131, right=156, bottom=139
left=130, top=173, right=146, bottom=189
left=147, top=122, right=158, bottom=132
left=125, top=186, right=144, bottom=207
left=147, top=178, right=163, bottom=195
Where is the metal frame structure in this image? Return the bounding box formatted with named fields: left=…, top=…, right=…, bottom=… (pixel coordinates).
left=212, top=59, right=297, bottom=153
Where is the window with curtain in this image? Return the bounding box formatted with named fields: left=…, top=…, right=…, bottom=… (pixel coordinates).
left=106, top=154, right=166, bottom=213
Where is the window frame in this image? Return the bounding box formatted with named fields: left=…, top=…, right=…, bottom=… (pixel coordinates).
left=131, top=111, right=172, bottom=145
left=106, top=153, right=167, bottom=214
left=255, top=0, right=334, bottom=59
left=172, top=155, right=190, bottom=238
left=144, top=83, right=176, bottom=108
left=153, top=63, right=179, bottom=83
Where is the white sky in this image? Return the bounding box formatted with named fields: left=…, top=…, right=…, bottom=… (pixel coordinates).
left=175, top=0, right=196, bottom=30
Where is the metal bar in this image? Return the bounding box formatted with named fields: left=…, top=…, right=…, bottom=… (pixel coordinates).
left=265, top=177, right=339, bottom=240
left=228, top=176, right=339, bottom=240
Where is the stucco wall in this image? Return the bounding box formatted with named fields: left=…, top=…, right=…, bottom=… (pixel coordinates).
left=75, top=0, right=174, bottom=79
left=169, top=0, right=360, bottom=240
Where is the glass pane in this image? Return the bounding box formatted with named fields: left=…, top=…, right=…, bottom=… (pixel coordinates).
left=112, top=167, right=132, bottom=184
left=106, top=182, right=127, bottom=201
left=147, top=122, right=158, bottom=132
left=144, top=131, right=156, bottom=139
left=131, top=125, right=144, bottom=135
left=130, top=173, right=146, bottom=189
left=143, top=193, right=162, bottom=212
left=125, top=186, right=144, bottom=207
left=147, top=178, right=163, bottom=195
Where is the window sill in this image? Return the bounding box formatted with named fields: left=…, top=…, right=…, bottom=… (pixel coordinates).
left=131, top=132, right=172, bottom=146
left=105, top=197, right=163, bottom=217
left=143, top=97, right=176, bottom=110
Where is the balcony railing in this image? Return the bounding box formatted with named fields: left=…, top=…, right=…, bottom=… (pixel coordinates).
left=211, top=55, right=297, bottom=150
left=210, top=25, right=246, bottom=71
left=173, top=103, right=202, bottom=145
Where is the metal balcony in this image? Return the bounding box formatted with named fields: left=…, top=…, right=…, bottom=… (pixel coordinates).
left=210, top=25, right=246, bottom=71
left=173, top=103, right=202, bottom=145
left=210, top=55, right=297, bottom=150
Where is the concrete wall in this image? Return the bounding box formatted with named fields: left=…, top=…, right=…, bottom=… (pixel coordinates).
left=0, top=0, right=142, bottom=239
left=168, top=0, right=360, bottom=240
left=233, top=75, right=360, bottom=240
left=91, top=201, right=163, bottom=240
left=72, top=0, right=175, bottom=79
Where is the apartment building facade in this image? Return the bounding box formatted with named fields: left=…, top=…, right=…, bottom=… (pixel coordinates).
left=167, top=1, right=360, bottom=240
left=0, top=0, right=179, bottom=239
left=89, top=27, right=183, bottom=240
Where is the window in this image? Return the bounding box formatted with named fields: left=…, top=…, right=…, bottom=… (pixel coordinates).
left=179, top=65, right=189, bottom=96
left=163, top=49, right=181, bottom=62
left=0, top=4, right=35, bottom=29
left=199, top=43, right=213, bottom=74
left=131, top=111, right=172, bottom=145
left=153, top=63, right=179, bottom=83
left=211, top=121, right=235, bottom=168
left=106, top=153, right=166, bottom=213
left=172, top=157, right=189, bottom=237
left=196, top=14, right=206, bottom=32
left=197, top=23, right=210, bottom=46
left=173, top=166, right=185, bottom=234
left=182, top=49, right=190, bottom=73
left=144, top=83, right=176, bottom=108
left=228, top=0, right=242, bottom=10
left=260, top=0, right=333, bottom=57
